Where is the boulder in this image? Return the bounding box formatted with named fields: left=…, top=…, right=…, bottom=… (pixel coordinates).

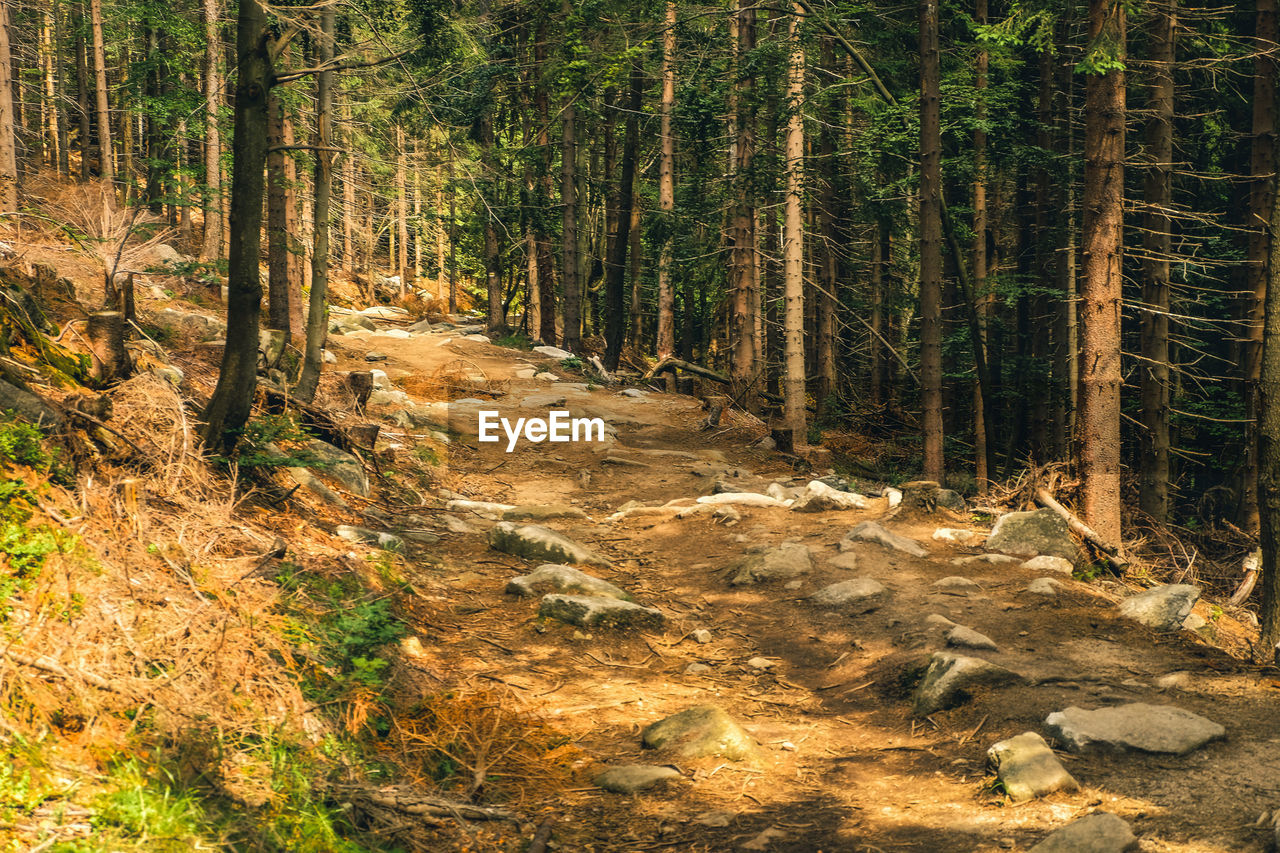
left=507, top=564, right=630, bottom=600
left=0, top=378, right=61, bottom=431
left=1022, top=555, right=1075, bottom=576
left=985, top=509, right=1084, bottom=566
left=446, top=499, right=515, bottom=520
left=933, top=576, right=981, bottom=595
left=791, top=480, right=870, bottom=512
left=538, top=594, right=663, bottom=629
left=359, top=305, right=409, bottom=319
left=1026, top=577, right=1064, bottom=596
left=1029, top=813, right=1137, bottom=853
left=987, top=732, right=1078, bottom=802
left=489, top=521, right=611, bottom=567
left=936, top=489, right=966, bottom=513
left=1117, top=584, right=1200, bottom=631
left=641, top=705, right=758, bottom=761
left=730, top=543, right=812, bottom=585
left=302, top=439, right=369, bottom=496
left=1044, top=703, right=1225, bottom=755
left=946, top=625, right=998, bottom=651
left=913, top=652, right=1023, bottom=716
left=842, top=521, right=928, bottom=558
left=593, top=765, right=681, bottom=794
left=810, top=578, right=886, bottom=611
left=532, top=345, right=575, bottom=360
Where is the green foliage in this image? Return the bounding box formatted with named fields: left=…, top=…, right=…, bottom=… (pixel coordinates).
left=220, top=414, right=329, bottom=470
left=0, top=421, right=48, bottom=471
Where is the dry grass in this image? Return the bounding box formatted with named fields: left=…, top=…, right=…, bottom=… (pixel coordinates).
left=399, top=359, right=510, bottom=401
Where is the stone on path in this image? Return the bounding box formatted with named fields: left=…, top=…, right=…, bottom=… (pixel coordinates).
left=810, top=578, right=886, bottom=611
left=1044, top=703, right=1225, bottom=755
left=953, top=554, right=1021, bottom=566
left=1029, top=813, right=1138, bottom=852
left=335, top=524, right=403, bottom=551
left=987, top=732, right=1078, bottom=802
left=842, top=521, right=928, bottom=558
left=365, top=351, right=387, bottom=362
left=507, top=564, right=630, bottom=600
left=696, top=492, right=790, bottom=508
left=593, top=765, right=681, bottom=794
left=538, top=594, right=663, bottom=629
left=913, top=652, right=1023, bottom=716
left=1023, top=555, right=1075, bottom=576
left=641, top=705, right=758, bottom=761
left=791, top=480, right=870, bottom=512
left=489, top=521, right=611, bottom=567
left=925, top=614, right=956, bottom=630
left=1117, top=584, right=1200, bottom=631
left=1026, top=577, right=1063, bottom=596
left=946, top=625, right=998, bottom=651
left=985, top=508, right=1084, bottom=566
left=447, top=499, right=515, bottom=520
left=691, top=629, right=712, bottom=644
left=933, top=528, right=983, bottom=545
left=827, top=551, right=859, bottom=571
left=933, top=576, right=981, bottom=595
left=502, top=503, right=590, bottom=522
left=532, top=345, right=575, bottom=360
left=730, top=543, right=812, bottom=585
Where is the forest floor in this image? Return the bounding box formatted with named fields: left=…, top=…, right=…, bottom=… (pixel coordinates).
left=321, top=324, right=1280, bottom=853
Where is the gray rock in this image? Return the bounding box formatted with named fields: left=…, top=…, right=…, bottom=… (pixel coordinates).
left=685, top=662, right=712, bottom=675
left=1044, top=703, right=1225, bottom=755
left=282, top=465, right=348, bottom=508
left=932, top=527, right=983, bottom=545
left=532, top=345, right=575, bottom=360
left=507, top=564, right=630, bottom=600
left=594, top=765, right=681, bottom=794
left=936, top=489, right=966, bottom=513
left=538, top=594, right=663, bottom=629
left=985, top=509, right=1084, bottom=566
left=913, top=652, right=1023, bottom=716
left=519, top=393, right=568, bottom=408
left=502, top=503, right=589, bottom=522
left=365, top=351, right=388, bottom=362
left=1117, top=584, right=1200, bottom=631
left=359, top=305, right=408, bottom=319
left=791, top=480, right=870, bottom=512
left=925, top=614, right=956, bottom=630
left=843, top=521, right=928, bottom=558
left=987, top=732, right=1078, bottom=802
left=302, top=439, right=370, bottom=496
left=335, top=524, right=403, bottom=551
left=1026, top=577, right=1064, bottom=596
left=1029, top=813, right=1137, bottom=852
left=946, top=625, right=998, bottom=651
left=691, top=629, right=713, bottom=644
left=447, top=499, right=515, bottom=520
left=0, top=378, right=61, bottom=430
left=730, top=543, right=812, bottom=585
left=827, top=551, right=859, bottom=571
left=407, top=319, right=434, bottom=334
left=810, top=578, right=886, bottom=611
left=489, top=521, right=611, bottom=567
left=953, top=554, right=1021, bottom=566
left=1022, top=555, right=1075, bottom=576
left=641, top=705, right=758, bottom=761
left=933, top=576, right=981, bottom=595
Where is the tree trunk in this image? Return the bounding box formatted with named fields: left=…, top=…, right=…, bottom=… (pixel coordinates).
left=199, top=0, right=222, bottom=260
left=87, top=310, right=130, bottom=383
left=1140, top=0, right=1175, bottom=522
left=265, top=89, right=302, bottom=341
left=74, top=6, right=91, bottom=182
left=628, top=199, right=643, bottom=348
left=919, top=0, right=945, bottom=482
left=200, top=0, right=271, bottom=452
left=603, top=57, right=641, bottom=370
left=814, top=39, right=840, bottom=419
left=89, top=0, right=112, bottom=181
left=561, top=91, right=580, bottom=350
left=729, top=0, right=759, bottom=407
left=782, top=3, right=806, bottom=445
left=1257, top=125, right=1280, bottom=661
left=396, top=123, right=409, bottom=293
left=1079, top=0, right=1127, bottom=543
left=972, top=0, right=989, bottom=491
left=342, top=101, right=356, bottom=273
left=294, top=2, right=333, bottom=405
left=1243, top=0, right=1278, bottom=532
left=656, top=0, right=677, bottom=365
left=1053, top=21, right=1079, bottom=459
left=448, top=160, right=457, bottom=313
left=0, top=0, right=15, bottom=213
left=436, top=163, right=447, bottom=302
left=870, top=220, right=886, bottom=406
left=480, top=114, right=504, bottom=332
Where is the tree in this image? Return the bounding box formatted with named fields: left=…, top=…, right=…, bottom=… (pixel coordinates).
left=89, top=0, right=112, bottom=181
left=1078, top=0, right=1127, bottom=543
left=782, top=2, right=806, bottom=446
left=603, top=54, right=641, bottom=371
left=655, top=0, right=676, bottom=365
left=919, top=0, right=944, bottom=482
left=0, top=0, right=16, bottom=213
left=199, top=0, right=222, bottom=260
left=729, top=0, right=759, bottom=407
left=561, top=85, right=580, bottom=350
left=1258, top=118, right=1280, bottom=661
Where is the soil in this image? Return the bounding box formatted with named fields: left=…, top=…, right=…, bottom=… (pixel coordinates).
left=334, top=327, right=1280, bottom=853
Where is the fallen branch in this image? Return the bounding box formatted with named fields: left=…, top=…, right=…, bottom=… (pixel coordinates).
left=2, top=648, right=132, bottom=695
left=642, top=356, right=730, bottom=385
left=1033, top=488, right=1129, bottom=571
left=1229, top=548, right=1261, bottom=606
left=330, top=783, right=518, bottom=827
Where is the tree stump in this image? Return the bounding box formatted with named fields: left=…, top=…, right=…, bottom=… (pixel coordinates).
left=346, top=371, right=374, bottom=412
left=86, top=311, right=131, bottom=384
left=701, top=395, right=728, bottom=430
left=349, top=423, right=381, bottom=449
left=769, top=423, right=796, bottom=454
left=901, top=480, right=941, bottom=513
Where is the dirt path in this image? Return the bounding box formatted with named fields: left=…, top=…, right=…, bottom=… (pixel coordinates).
left=333, top=325, right=1280, bottom=853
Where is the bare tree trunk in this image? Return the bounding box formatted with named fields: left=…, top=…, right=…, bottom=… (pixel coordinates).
left=561, top=89, right=580, bottom=350
left=199, top=0, right=222, bottom=259
left=1079, top=0, right=1127, bottom=543
left=74, top=6, right=91, bottom=182
left=656, top=0, right=677, bottom=364
left=1053, top=21, right=1079, bottom=459
left=628, top=199, right=643, bottom=347
left=40, top=7, right=60, bottom=174
left=1258, top=127, right=1280, bottom=661
left=814, top=39, right=840, bottom=419
left=1140, top=0, right=1175, bottom=522
left=480, top=114, right=504, bottom=332
left=0, top=0, right=15, bottom=212
left=201, top=0, right=271, bottom=452
left=448, top=160, right=457, bottom=313
left=870, top=220, right=885, bottom=406
left=342, top=101, right=356, bottom=273
left=604, top=57, right=641, bottom=370
left=89, top=0, right=111, bottom=181
left=919, top=0, right=945, bottom=482
left=973, top=0, right=989, bottom=492
left=436, top=162, right=446, bottom=302
left=412, top=144, right=422, bottom=282
left=267, top=89, right=293, bottom=338
left=782, top=3, right=806, bottom=445
left=396, top=123, right=409, bottom=293
left=730, top=1, right=759, bottom=408
left=295, top=2, right=333, bottom=405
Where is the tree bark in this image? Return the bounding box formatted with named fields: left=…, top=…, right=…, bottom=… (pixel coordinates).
left=656, top=0, right=677, bottom=366
left=560, top=89, right=580, bottom=350
left=603, top=57, right=641, bottom=370
left=200, top=0, right=271, bottom=453
left=0, top=0, right=15, bottom=213
left=972, top=0, right=989, bottom=492
left=919, top=0, right=945, bottom=482
left=1258, top=122, right=1280, bottom=661
left=74, top=6, right=91, bottom=182
left=782, top=3, right=806, bottom=445
left=89, top=0, right=111, bottom=181
left=266, top=88, right=292, bottom=338
left=1079, top=0, right=1127, bottom=543
left=396, top=123, right=409, bottom=292
left=199, top=0, right=222, bottom=260
left=730, top=0, right=759, bottom=408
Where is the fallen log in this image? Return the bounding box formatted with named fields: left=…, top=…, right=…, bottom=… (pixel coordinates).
left=642, top=356, right=730, bottom=386
left=1033, top=487, right=1129, bottom=571
left=330, top=782, right=518, bottom=829
left=1229, top=548, right=1260, bottom=607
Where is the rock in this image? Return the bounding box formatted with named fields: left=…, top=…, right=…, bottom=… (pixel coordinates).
left=691, top=629, right=713, bottom=644
left=539, top=594, right=663, bottom=629
left=335, top=524, right=403, bottom=551
left=519, top=393, right=567, bottom=408
left=154, top=307, right=225, bottom=340
left=827, top=551, right=859, bottom=571
left=746, top=656, right=776, bottom=670
left=506, top=564, right=630, bottom=600
left=791, top=480, right=870, bottom=512
left=933, top=527, right=983, bottom=545
left=489, top=521, right=611, bottom=567
left=594, top=765, right=681, bottom=794
left=303, top=440, right=370, bottom=496
left=407, top=319, right=434, bottom=334
left=641, top=705, right=758, bottom=761
left=365, top=351, right=388, bottom=362
left=534, top=371, right=558, bottom=381
left=379, top=328, right=411, bottom=339
left=842, top=521, right=928, bottom=557
left=925, top=613, right=956, bottom=630
left=619, top=388, right=647, bottom=398
left=936, top=489, right=966, bottom=512
left=149, top=242, right=188, bottom=265
left=695, top=492, right=789, bottom=508
left=883, top=487, right=903, bottom=507
left=946, top=625, right=998, bottom=651
left=730, top=543, right=812, bottom=585
left=460, top=333, right=490, bottom=343
left=1154, top=671, right=1191, bottom=691
left=322, top=350, right=337, bottom=364
left=933, top=576, right=981, bottom=595
left=953, top=554, right=1021, bottom=566
left=1022, top=555, right=1074, bottom=576
left=152, top=366, right=183, bottom=386
left=692, top=810, right=736, bottom=828
left=685, top=663, right=712, bottom=675
left=359, top=305, right=408, bottom=319
left=532, top=345, right=575, bottom=360
left=502, top=504, right=590, bottom=522
left=1026, top=577, right=1063, bottom=596
left=0, top=379, right=61, bottom=431
left=446, top=499, right=515, bottom=520
left=985, top=509, right=1084, bottom=566
left=1117, top=584, right=1200, bottom=631
left=913, top=652, right=1023, bottom=716
left=712, top=506, right=741, bottom=525
left=1029, top=813, right=1137, bottom=853
left=442, top=515, right=478, bottom=534
left=1044, top=703, right=1225, bottom=754
left=810, top=578, right=886, bottom=611
left=987, top=732, right=1078, bottom=802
